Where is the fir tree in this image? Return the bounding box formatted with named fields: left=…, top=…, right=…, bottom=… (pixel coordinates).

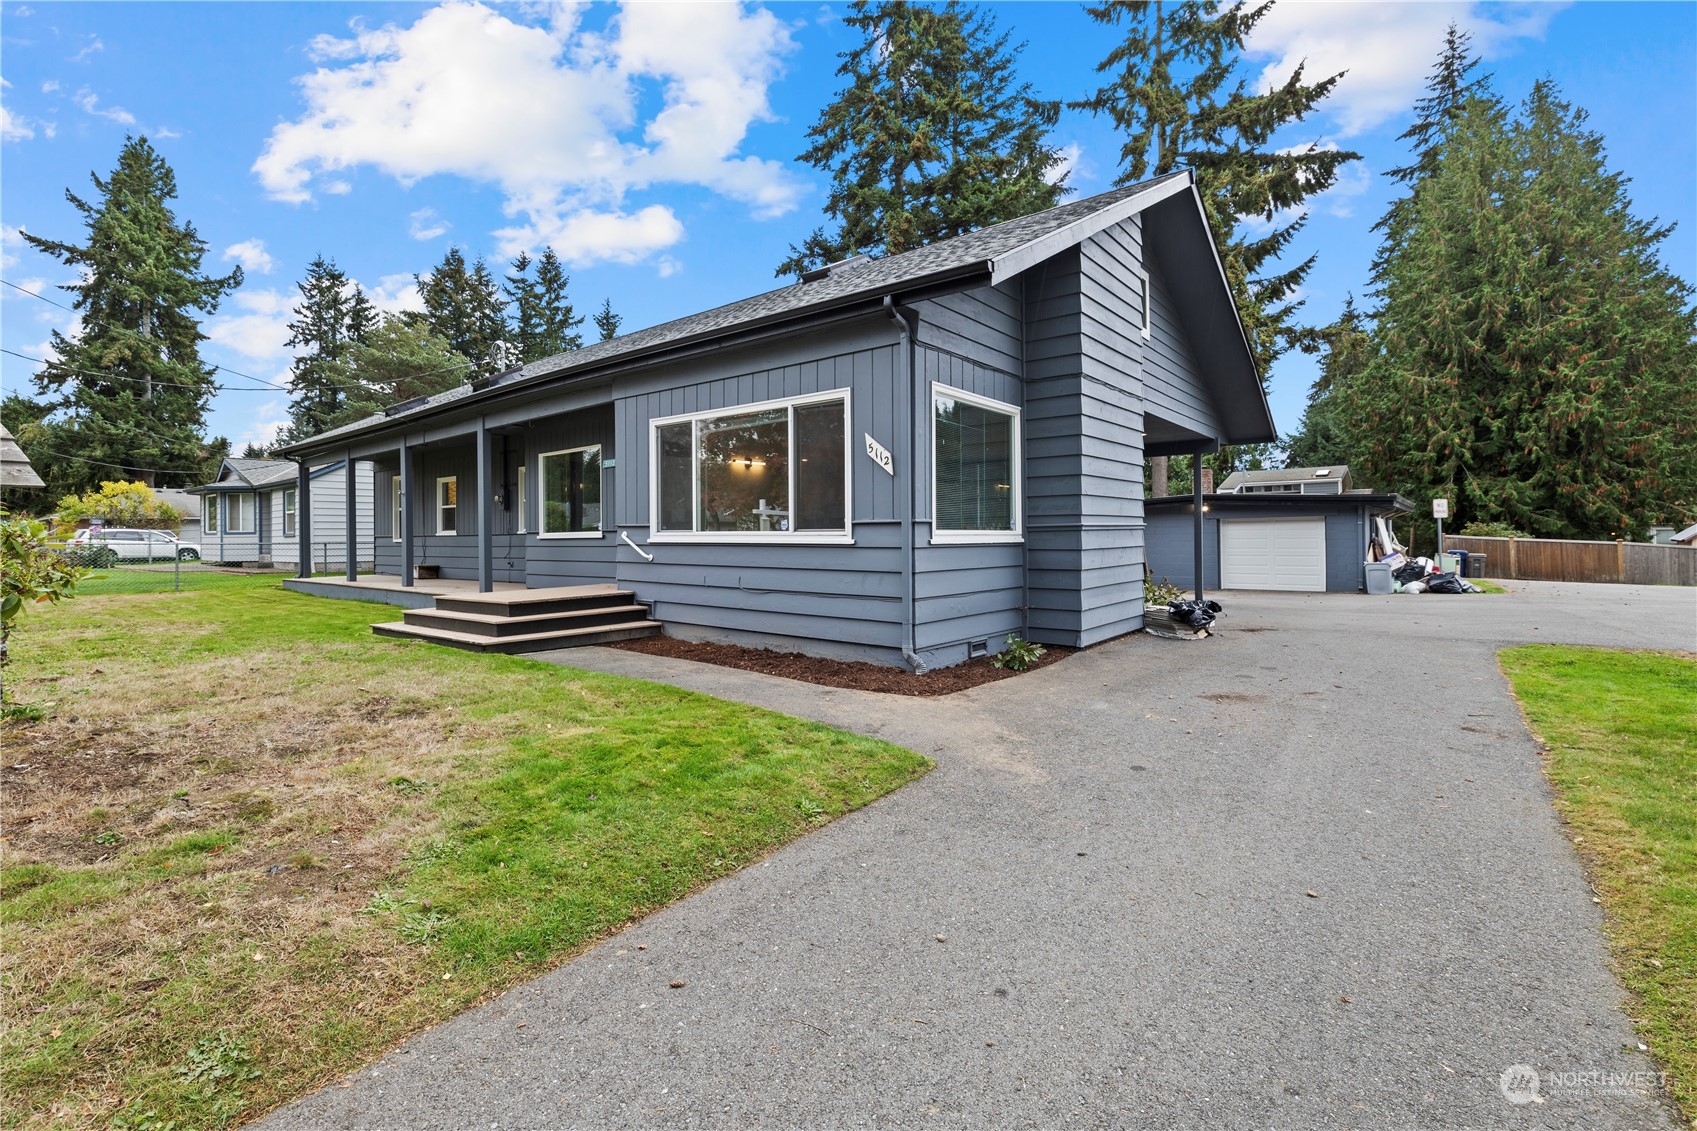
left=1340, top=82, right=1697, bottom=539
left=22, top=136, right=241, bottom=489
left=1385, top=23, right=1493, bottom=189
left=1075, top=0, right=1358, bottom=373
left=324, top=315, right=472, bottom=430
left=778, top=0, right=1067, bottom=277
left=505, top=249, right=584, bottom=363
left=417, top=248, right=508, bottom=373
left=593, top=299, right=622, bottom=343
left=280, top=255, right=375, bottom=444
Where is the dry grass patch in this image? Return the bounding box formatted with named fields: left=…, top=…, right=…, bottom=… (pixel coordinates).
left=1, top=580, right=929, bottom=1129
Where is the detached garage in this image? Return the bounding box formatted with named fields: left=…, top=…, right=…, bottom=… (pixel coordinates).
left=1145, top=492, right=1413, bottom=593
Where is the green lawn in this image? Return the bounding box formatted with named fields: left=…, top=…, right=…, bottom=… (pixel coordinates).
left=1501, top=645, right=1696, bottom=1124
left=0, top=582, right=929, bottom=1130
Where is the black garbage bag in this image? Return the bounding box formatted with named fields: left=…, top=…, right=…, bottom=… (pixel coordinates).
left=1425, top=571, right=1465, bottom=594
left=1168, top=598, right=1223, bottom=627
left=1392, top=561, right=1429, bottom=585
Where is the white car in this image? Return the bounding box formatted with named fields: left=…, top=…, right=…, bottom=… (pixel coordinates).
left=69, top=528, right=202, bottom=563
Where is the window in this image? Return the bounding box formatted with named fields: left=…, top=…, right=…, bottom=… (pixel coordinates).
left=204, top=495, right=219, bottom=535
left=933, top=385, right=1020, bottom=541
left=226, top=492, right=255, bottom=532
left=651, top=391, right=849, bottom=541
left=516, top=465, right=528, bottom=534
left=436, top=477, right=458, bottom=535
left=391, top=478, right=402, bottom=541
left=1135, top=267, right=1152, bottom=340
left=538, top=446, right=602, bottom=536
left=282, top=488, right=298, bottom=537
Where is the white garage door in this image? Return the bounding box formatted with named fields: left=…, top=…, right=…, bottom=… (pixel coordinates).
left=1220, top=518, right=1327, bottom=592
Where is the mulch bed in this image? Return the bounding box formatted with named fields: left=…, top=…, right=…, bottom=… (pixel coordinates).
left=607, top=634, right=1076, bottom=696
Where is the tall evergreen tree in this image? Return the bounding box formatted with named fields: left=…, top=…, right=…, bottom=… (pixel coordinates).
left=1339, top=82, right=1697, bottom=539
left=1075, top=1, right=1358, bottom=374
left=280, top=255, right=375, bottom=443
left=319, top=315, right=472, bottom=430
left=778, top=0, right=1068, bottom=277
left=22, top=136, right=241, bottom=489
left=505, top=249, right=584, bottom=363
left=417, top=248, right=508, bottom=374
left=1384, top=23, right=1492, bottom=190
left=593, top=298, right=622, bottom=343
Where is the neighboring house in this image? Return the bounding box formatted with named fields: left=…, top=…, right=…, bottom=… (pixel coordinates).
left=153, top=488, right=204, bottom=544
left=0, top=423, right=45, bottom=492
left=1218, top=465, right=1353, bottom=495
left=1673, top=523, right=1697, bottom=546
left=276, top=171, right=1274, bottom=669
left=1145, top=491, right=1413, bottom=594
left=190, top=457, right=375, bottom=568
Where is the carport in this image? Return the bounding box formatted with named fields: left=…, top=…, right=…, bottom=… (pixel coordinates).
left=1145, top=491, right=1413, bottom=593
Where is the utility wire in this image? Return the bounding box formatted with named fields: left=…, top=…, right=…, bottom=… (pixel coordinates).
left=23, top=445, right=208, bottom=478
left=0, top=347, right=278, bottom=394
left=1, top=276, right=75, bottom=311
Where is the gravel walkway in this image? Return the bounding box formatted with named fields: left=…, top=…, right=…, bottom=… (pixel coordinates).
left=260, top=581, right=1693, bottom=1130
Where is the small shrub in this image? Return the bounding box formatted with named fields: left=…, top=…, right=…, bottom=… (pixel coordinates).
left=991, top=636, right=1046, bottom=672
left=1144, top=575, right=1184, bottom=605
left=1458, top=521, right=1528, bottom=539
left=797, top=797, right=826, bottom=823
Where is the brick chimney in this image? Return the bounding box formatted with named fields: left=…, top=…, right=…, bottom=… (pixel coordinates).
left=1200, top=466, right=1215, bottom=494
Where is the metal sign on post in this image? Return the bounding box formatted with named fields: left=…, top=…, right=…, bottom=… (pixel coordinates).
left=1433, top=498, right=1448, bottom=557
left=864, top=433, right=895, bottom=476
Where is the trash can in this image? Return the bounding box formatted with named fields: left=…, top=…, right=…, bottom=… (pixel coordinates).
left=1450, top=549, right=1469, bottom=578
left=1439, top=551, right=1463, bottom=576
left=1468, top=552, right=1487, bottom=579
left=1364, top=562, right=1394, bottom=595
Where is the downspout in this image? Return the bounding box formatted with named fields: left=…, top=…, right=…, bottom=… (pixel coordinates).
left=884, top=296, right=927, bottom=674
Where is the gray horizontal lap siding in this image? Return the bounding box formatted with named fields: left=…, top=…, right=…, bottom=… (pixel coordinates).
left=1137, top=219, right=1221, bottom=438
left=614, top=334, right=908, bottom=656
left=1020, top=225, right=1158, bottom=649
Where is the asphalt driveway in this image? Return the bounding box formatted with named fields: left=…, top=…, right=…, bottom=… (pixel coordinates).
left=261, top=581, right=1694, bottom=1130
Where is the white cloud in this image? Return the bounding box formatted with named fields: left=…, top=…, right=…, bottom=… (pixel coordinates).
left=368, top=273, right=424, bottom=316
left=1, top=226, right=27, bottom=269
left=1049, top=142, right=1083, bottom=187
left=41, top=80, right=60, bottom=94
left=205, top=289, right=296, bottom=361
left=69, top=35, right=104, bottom=64
left=7, top=276, right=47, bottom=298
left=73, top=87, right=136, bottom=126
left=224, top=239, right=277, bottom=274
left=1245, top=2, right=1566, bottom=137
left=255, top=1, right=802, bottom=266
left=656, top=254, right=681, bottom=278
left=239, top=399, right=292, bottom=447
left=322, top=179, right=352, bottom=195
left=408, top=207, right=449, bottom=240
left=1, top=102, right=34, bottom=142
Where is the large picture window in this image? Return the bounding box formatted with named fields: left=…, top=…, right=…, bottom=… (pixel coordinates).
left=652, top=392, right=849, bottom=541
left=436, top=477, right=457, bottom=535
left=539, top=446, right=602, bottom=536
left=933, top=385, right=1020, bottom=541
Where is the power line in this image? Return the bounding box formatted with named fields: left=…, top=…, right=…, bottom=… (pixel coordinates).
left=0, top=348, right=279, bottom=394
left=1, top=276, right=75, bottom=311
left=22, top=445, right=212, bottom=478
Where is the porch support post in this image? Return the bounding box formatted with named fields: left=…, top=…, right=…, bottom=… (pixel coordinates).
left=476, top=420, right=493, bottom=593
left=400, top=441, right=415, bottom=587
left=295, top=460, right=312, bottom=580
left=344, top=451, right=358, bottom=581
left=1192, top=447, right=1207, bottom=603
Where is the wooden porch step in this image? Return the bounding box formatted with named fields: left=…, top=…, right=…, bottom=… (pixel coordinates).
left=372, top=619, right=662, bottom=654
left=433, top=585, right=637, bottom=618
left=403, top=603, right=653, bottom=638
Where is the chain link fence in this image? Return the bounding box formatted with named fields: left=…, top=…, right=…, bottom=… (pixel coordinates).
left=58, top=539, right=380, bottom=596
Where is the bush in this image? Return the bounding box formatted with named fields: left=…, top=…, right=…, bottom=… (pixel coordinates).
left=1458, top=521, right=1529, bottom=539
left=53, top=481, right=181, bottom=538
left=991, top=635, right=1046, bottom=672
left=1144, top=575, right=1184, bottom=605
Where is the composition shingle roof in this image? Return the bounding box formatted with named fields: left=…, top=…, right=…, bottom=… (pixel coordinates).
left=279, top=173, right=1199, bottom=454
left=190, top=457, right=304, bottom=492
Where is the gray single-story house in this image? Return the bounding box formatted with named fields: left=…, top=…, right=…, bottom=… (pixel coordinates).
left=1146, top=490, right=1414, bottom=593
left=275, top=171, right=1274, bottom=668
left=1217, top=464, right=1353, bottom=495
left=190, top=457, right=375, bottom=568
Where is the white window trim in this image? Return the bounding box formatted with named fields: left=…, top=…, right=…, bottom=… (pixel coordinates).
left=282, top=488, right=298, bottom=538
left=536, top=444, right=606, bottom=540
left=204, top=494, right=219, bottom=535
left=225, top=492, right=255, bottom=534
left=648, top=388, right=854, bottom=544
left=930, top=382, right=1022, bottom=545
left=391, top=477, right=402, bottom=542
left=1135, top=266, right=1152, bottom=340
left=436, top=476, right=458, bottom=536
left=515, top=465, right=528, bottom=534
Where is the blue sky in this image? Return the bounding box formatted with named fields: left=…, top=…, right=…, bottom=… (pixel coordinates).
left=3, top=1, right=1693, bottom=458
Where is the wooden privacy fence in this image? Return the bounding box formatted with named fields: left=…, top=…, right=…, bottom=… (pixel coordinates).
left=1445, top=535, right=1697, bottom=586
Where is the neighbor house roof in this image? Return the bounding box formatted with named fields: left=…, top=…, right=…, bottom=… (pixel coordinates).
left=1673, top=523, right=1697, bottom=545
left=1218, top=465, right=1351, bottom=492
left=0, top=423, right=45, bottom=490
left=190, top=457, right=302, bottom=494
left=279, top=170, right=1273, bottom=456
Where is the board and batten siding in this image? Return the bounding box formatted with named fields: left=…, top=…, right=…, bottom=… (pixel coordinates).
left=522, top=406, right=617, bottom=589
left=612, top=331, right=913, bottom=662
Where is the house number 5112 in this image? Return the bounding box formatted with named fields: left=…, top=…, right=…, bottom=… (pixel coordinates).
left=864, top=433, right=895, bottom=476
